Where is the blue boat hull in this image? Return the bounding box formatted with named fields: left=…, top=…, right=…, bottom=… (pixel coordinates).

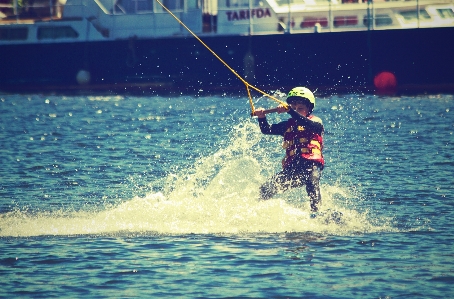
left=1, top=26, right=453, bottom=94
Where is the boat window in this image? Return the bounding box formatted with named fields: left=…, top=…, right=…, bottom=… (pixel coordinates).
left=274, top=0, right=323, bottom=7
left=363, top=14, right=393, bottom=27
left=136, top=0, right=154, bottom=11
left=114, top=0, right=154, bottom=13
left=437, top=8, right=454, bottom=19
left=37, top=26, right=79, bottom=40
left=300, top=17, right=328, bottom=28
left=0, top=27, right=28, bottom=40
left=163, top=0, right=184, bottom=9
left=399, top=10, right=431, bottom=22
left=333, top=16, right=358, bottom=27
left=375, top=14, right=393, bottom=26
left=187, top=0, right=198, bottom=9
left=224, top=0, right=262, bottom=8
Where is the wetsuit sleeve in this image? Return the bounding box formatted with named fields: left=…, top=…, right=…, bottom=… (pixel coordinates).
left=287, top=109, right=324, bottom=135
left=258, top=118, right=288, bottom=135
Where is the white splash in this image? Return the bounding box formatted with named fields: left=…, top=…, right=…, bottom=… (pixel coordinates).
left=0, top=120, right=394, bottom=237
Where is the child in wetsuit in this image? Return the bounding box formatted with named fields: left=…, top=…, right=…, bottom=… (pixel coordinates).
left=255, top=87, right=324, bottom=213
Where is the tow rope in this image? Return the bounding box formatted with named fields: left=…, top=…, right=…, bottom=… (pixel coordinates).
left=155, top=0, right=288, bottom=116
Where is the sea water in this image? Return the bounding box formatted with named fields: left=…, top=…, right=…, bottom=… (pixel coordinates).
left=0, top=93, right=453, bottom=298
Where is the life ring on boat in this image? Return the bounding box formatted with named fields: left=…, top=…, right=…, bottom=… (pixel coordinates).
left=76, top=70, right=91, bottom=85
left=374, top=71, right=397, bottom=93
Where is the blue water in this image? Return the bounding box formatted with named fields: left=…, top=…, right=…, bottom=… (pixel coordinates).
left=1, top=93, right=453, bottom=298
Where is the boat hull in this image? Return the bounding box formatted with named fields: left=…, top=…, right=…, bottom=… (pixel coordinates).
left=1, top=26, right=453, bottom=95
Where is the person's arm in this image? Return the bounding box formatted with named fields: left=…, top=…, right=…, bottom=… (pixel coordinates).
left=255, top=108, right=287, bottom=135
left=287, top=109, right=324, bottom=135
left=257, top=118, right=287, bottom=135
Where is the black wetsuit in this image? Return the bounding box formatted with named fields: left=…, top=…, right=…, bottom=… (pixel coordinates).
left=257, top=108, right=324, bottom=212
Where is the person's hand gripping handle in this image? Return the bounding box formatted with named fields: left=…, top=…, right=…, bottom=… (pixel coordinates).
left=252, top=105, right=289, bottom=118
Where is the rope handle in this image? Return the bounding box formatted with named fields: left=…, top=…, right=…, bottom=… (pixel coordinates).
left=250, top=107, right=289, bottom=117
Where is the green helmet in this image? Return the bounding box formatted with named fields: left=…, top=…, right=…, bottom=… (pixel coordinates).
left=286, top=87, right=316, bottom=109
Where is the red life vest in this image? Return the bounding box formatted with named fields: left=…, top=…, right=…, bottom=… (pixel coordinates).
left=282, top=116, right=324, bottom=168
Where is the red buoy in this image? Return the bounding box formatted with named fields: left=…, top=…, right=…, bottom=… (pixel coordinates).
left=374, top=71, right=397, bottom=94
